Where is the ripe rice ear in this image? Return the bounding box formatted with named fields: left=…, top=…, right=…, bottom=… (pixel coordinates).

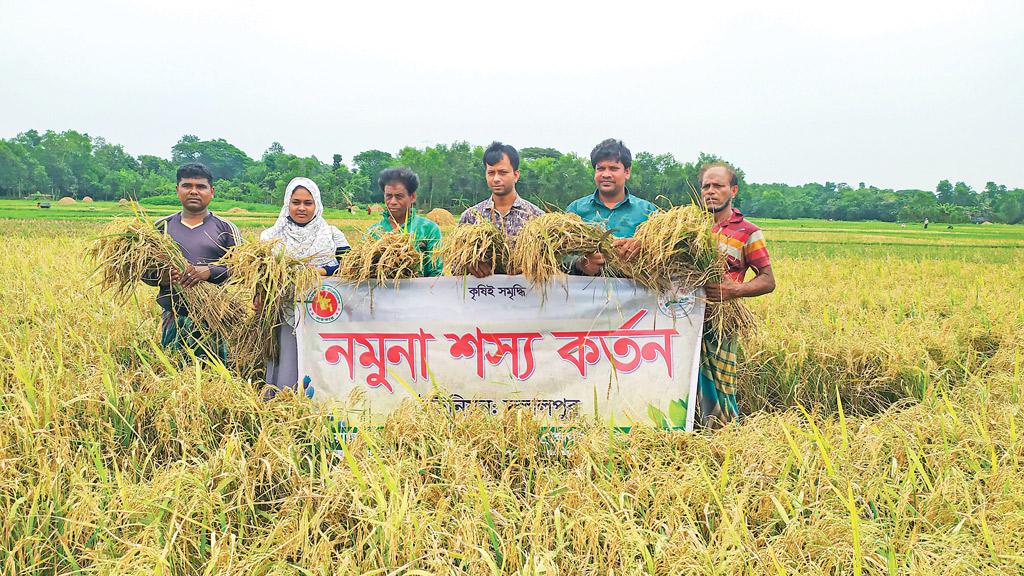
left=216, top=239, right=324, bottom=373
left=438, top=220, right=509, bottom=276
left=88, top=215, right=245, bottom=344
left=88, top=217, right=184, bottom=300
left=337, top=231, right=422, bottom=286
left=509, top=212, right=618, bottom=287
left=630, top=205, right=722, bottom=292
left=630, top=204, right=759, bottom=340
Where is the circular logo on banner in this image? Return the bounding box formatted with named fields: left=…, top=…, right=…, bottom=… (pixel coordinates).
left=307, top=285, right=344, bottom=323
left=658, top=284, right=697, bottom=319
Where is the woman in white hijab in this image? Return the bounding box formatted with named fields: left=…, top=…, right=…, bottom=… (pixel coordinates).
left=260, top=176, right=350, bottom=395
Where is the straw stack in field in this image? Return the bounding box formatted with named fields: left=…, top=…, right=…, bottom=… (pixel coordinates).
left=337, top=231, right=422, bottom=285
left=509, top=212, right=617, bottom=286
left=437, top=220, right=509, bottom=276
left=424, top=208, right=456, bottom=227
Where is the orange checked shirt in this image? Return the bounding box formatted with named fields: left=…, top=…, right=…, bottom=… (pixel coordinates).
left=711, top=208, right=771, bottom=282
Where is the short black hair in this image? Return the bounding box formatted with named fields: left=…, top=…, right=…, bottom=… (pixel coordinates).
left=176, top=162, right=214, bottom=185
left=483, top=141, right=520, bottom=171
left=377, top=167, right=419, bottom=194
left=590, top=139, right=632, bottom=169
left=698, top=162, right=739, bottom=187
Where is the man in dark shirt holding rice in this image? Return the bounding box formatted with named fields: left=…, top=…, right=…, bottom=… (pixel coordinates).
left=142, top=163, right=241, bottom=359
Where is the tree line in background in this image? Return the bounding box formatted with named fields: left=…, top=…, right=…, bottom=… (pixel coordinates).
left=1, top=129, right=1022, bottom=224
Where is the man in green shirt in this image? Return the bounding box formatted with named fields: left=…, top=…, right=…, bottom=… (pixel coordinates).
left=566, top=139, right=657, bottom=276
left=367, top=167, right=443, bottom=277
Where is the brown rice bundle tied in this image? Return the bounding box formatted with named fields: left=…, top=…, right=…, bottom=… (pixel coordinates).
left=509, top=212, right=618, bottom=286
left=216, top=239, right=323, bottom=373
left=88, top=216, right=242, bottom=336
left=631, top=205, right=757, bottom=340
left=336, top=231, right=422, bottom=285
left=437, top=220, right=509, bottom=276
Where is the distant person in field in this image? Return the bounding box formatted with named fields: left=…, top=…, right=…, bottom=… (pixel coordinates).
left=924, top=217, right=929, bottom=229
left=142, top=162, right=241, bottom=360
left=699, top=162, right=775, bottom=427
left=259, top=177, right=351, bottom=395
left=458, top=141, right=543, bottom=277
left=367, top=167, right=442, bottom=277
left=566, top=138, right=657, bottom=276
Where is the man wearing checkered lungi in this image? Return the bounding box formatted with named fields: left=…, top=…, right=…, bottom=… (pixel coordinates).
left=699, top=163, right=776, bottom=428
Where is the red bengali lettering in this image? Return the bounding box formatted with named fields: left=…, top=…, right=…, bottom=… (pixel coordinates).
left=444, top=329, right=543, bottom=380
left=552, top=310, right=677, bottom=377
left=321, top=330, right=434, bottom=393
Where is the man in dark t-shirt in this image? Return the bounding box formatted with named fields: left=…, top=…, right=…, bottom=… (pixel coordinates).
left=142, top=163, right=241, bottom=358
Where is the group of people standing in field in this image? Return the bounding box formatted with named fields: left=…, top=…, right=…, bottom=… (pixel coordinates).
left=144, top=138, right=775, bottom=427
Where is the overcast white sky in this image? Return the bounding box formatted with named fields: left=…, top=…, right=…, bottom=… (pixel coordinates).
left=2, top=0, right=1022, bottom=190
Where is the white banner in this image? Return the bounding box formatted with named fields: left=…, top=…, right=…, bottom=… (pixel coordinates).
left=296, top=275, right=704, bottom=430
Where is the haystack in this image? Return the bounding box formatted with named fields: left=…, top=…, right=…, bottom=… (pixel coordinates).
left=226, top=207, right=249, bottom=214
left=82, top=196, right=94, bottom=203
left=424, top=208, right=456, bottom=227
left=57, top=197, right=76, bottom=205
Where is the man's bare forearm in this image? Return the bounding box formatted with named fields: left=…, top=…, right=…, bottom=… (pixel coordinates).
left=736, top=267, right=775, bottom=298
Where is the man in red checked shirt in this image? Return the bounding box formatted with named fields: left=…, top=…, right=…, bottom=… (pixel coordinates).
left=699, top=162, right=776, bottom=427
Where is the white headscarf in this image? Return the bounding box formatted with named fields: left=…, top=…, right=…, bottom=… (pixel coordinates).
left=260, top=177, right=349, bottom=267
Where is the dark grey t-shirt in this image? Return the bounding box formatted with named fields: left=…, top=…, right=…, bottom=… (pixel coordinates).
left=142, top=211, right=241, bottom=315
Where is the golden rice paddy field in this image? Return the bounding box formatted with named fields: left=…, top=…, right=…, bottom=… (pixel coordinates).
left=0, top=212, right=1022, bottom=575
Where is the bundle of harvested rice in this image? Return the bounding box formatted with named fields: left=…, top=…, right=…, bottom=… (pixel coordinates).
left=437, top=220, right=509, bottom=276
left=89, top=217, right=182, bottom=300
left=337, top=231, right=422, bottom=285
left=218, top=239, right=322, bottom=307
left=424, top=208, right=456, bottom=227
left=630, top=205, right=721, bottom=292
left=630, top=204, right=757, bottom=340
left=510, top=212, right=617, bottom=286
left=217, top=239, right=323, bottom=371
left=88, top=216, right=243, bottom=338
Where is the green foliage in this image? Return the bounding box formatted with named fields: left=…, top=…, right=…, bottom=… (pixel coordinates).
left=0, top=130, right=1021, bottom=224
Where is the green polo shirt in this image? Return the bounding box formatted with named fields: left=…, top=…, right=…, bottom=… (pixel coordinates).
left=366, top=209, right=443, bottom=277
left=566, top=189, right=658, bottom=237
